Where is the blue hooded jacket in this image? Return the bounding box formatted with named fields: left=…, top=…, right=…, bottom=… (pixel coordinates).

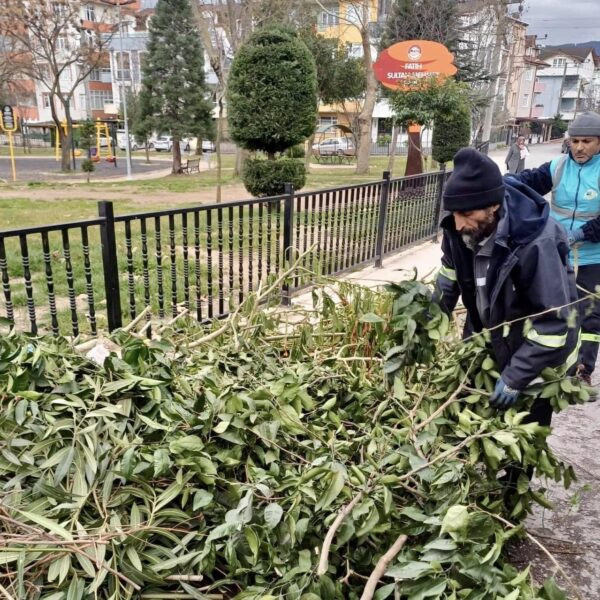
left=507, top=152, right=600, bottom=266
left=436, top=180, right=579, bottom=389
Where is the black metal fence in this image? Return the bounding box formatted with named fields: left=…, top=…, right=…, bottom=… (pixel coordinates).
left=0, top=170, right=447, bottom=336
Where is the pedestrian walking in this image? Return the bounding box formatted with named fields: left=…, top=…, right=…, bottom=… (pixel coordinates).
left=505, top=135, right=529, bottom=174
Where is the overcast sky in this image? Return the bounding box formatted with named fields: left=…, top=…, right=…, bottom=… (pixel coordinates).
left=522, top=0, right=600, bottom=46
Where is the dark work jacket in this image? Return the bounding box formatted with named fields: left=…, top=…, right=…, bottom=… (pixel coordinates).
left=435, top=179, right=579, bottom=390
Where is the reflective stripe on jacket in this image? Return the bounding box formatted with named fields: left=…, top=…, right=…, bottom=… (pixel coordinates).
left=435, top=179, right=580, bottom=390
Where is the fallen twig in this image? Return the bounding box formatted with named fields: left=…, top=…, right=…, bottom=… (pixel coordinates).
left=317, top=490, right=366, bottom=576
left=360, top=534, right=408, bottom=600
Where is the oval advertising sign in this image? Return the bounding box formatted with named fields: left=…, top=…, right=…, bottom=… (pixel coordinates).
left=374, top=40, right=457, bottom=91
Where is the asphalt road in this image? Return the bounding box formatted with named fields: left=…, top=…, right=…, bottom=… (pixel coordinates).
left=489, top=139, right=562, bottom=172
left=0, top=152, right=177, bottom=183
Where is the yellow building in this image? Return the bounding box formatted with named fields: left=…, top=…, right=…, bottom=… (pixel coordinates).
left=315, top=1, right=382, bottom=136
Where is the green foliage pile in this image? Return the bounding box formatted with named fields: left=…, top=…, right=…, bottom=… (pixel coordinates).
left=0, top=279, right=583, bottom=599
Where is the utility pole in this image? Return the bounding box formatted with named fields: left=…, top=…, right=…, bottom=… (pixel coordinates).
left=117, top=0, right=132, bottom=179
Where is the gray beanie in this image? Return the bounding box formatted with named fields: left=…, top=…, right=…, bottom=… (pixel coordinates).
left=568, top=111, right=600, bottom=137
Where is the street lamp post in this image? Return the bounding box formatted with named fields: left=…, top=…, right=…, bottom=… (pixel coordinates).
left=117, top=0, right=132, bottom=180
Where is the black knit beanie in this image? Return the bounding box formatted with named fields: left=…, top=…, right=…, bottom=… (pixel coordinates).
left=443, top=148, right=505, bottom=212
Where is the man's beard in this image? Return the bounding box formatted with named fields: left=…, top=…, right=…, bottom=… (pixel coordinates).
left=460, top=210, right=499, bottom=251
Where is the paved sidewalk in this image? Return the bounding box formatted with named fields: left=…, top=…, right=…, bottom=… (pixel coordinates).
left=294, top=239, right=600, bottom=595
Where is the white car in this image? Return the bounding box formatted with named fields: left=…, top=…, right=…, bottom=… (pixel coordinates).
left=312, top=137, right=355, bottom=156
left=154, top=135, right=191, bottom=152
left=117, top=130, right=142, bottom=151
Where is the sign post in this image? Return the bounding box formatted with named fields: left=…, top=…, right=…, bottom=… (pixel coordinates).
left=373, top=41, right=457, bottom=176
left=0, top=105, right=17, bottom=181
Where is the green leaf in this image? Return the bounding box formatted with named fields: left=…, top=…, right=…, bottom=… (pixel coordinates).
left=54, top=446, right=75, bottom=486
left=385, top=561, right=431, bottom=580
left=153, top=448, right=171, bottom=477
left=541, top=578, right=567, bottom=600
left=374, top=583, right=396, bottom=600
left=359, top=312, right=385, bottom=324
left=154, top=481, right=183, bottom=511
left=193, top=489, right=214, bottom=510
left=170, top=435, right=204, bottom=454
left=440, top=505, right=469, bottom=536
left=264, top=503, right=284, bottom=529
left=126, top=546, right=143, bottom=572
left=315, top=470, right=345, bottom=512
left=15, top=509, right=72, bottom=541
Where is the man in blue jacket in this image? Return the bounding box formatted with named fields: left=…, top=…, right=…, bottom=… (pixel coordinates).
left=506, top=111, right=600, bottom=385
left=436, top=148, right=580, bottom=424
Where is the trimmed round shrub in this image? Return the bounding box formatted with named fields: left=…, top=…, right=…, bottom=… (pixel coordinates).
left=285, top=144, right=306, bottom=158
left=432, top=102, right=471, bottom=165
left=226, top=26, right=317, bottom=156
left=243, top=158, right=306, bottom=197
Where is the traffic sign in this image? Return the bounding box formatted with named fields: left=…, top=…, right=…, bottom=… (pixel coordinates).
left=1, top=104, right=16, bottom=132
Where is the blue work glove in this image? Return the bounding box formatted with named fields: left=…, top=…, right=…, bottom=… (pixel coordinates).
left=568, top=228, right=585, bottom=246
left=489, top=377, right=520, bottom=409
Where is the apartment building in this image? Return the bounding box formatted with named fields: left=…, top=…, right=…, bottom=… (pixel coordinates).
left=535, top=46, right=600, bottom=123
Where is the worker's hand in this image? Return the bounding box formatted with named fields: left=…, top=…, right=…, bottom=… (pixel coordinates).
left=568, top=228, right=585, bottom=247
left=490, top=377, right=520, bottom=409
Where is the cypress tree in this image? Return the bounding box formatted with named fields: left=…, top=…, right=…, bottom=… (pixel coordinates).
left=139, top=0, right=213, bottom=174
left=227, top=26, right=317, bottom=159
left=227, top=26, right=317, bottom=196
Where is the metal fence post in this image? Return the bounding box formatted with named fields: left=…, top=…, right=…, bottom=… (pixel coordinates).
left=281, top=183, right=295, bottom=306
left=431, top=164, right=446, bottom=243
left=374, top=171, right=391, bottom=268
left=98, top=201, right=122, bottom=330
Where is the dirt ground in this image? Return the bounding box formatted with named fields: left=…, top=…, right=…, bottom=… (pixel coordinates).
left=0, top=182, right=252, bottom=206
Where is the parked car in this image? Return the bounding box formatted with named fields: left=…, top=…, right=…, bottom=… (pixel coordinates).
left=154, top=135, right=191, bottom=152
left=312, top=137, right=355, bottom=156
left=201, top=139, right=215, bottom=152
left=117, top=130, right=142, bottom=151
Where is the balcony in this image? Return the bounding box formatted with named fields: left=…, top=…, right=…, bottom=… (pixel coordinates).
left=533, top=81, right=545, bottom=93
left=531, top=106, right=544, bottom=118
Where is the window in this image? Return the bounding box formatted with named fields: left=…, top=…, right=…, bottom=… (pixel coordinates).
left=348, top=43, right=363, bottom=58
left=525, top=68, right=533, bottom=81
left=552, top=57, right=566, bottom=68
left=318, top=9, right=339, bottom=29
left=347, top=5, right=366, bottom=24
left=89, top=67, right=111, bottom=82
left=522, top=93, right=530, bottom=107
left=90, top=90, right=113, bottom=110
left=57, top=36, right=69, bottom=51
left=115, top=51, right=131, bottom=81
left=83, top=29, right=95, bottom=45
left=42, top=93, right=51, bottom=108
left=319, top=116, right=337, bottom=127
left=85, top=5, right=96, bottom=21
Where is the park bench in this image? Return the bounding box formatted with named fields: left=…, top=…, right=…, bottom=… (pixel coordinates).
left=182, top=158, right=200, bottom=174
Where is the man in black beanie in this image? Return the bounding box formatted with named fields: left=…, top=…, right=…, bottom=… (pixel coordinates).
left=435, top=148, right=580, bottom=422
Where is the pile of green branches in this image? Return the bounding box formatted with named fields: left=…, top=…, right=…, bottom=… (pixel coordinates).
left=0, top=278, right=584, bottom=600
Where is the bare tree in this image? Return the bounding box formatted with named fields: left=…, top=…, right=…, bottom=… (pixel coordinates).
left=0, top=0, right=114, bottom=171
left=314, top=0, right=377, bottom=175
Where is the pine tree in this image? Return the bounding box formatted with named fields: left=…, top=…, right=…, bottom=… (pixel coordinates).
left=139, top=0, right=213, bottom=174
